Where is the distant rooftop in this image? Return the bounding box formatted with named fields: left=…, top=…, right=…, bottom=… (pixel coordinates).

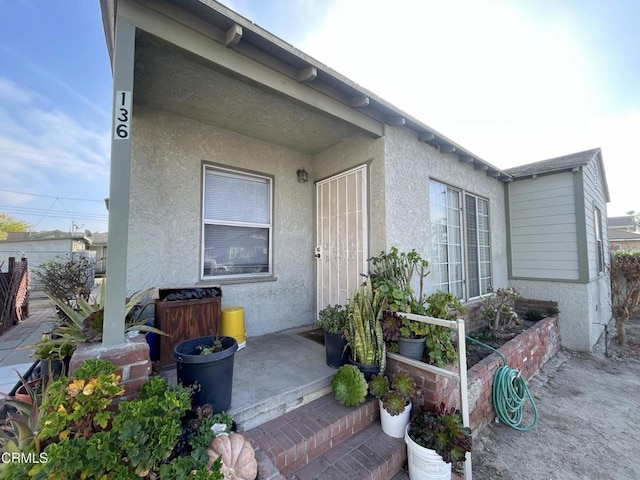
left=607, top=215, right=636, bottom=230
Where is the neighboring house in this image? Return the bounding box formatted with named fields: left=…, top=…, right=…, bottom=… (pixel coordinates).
left=608, top=228, right=640, bottom=251
left=99, top=0, right=611, bottom=351
left=0, top=231, right=96, bottom=284
left=505, top=149, right=611, bottom=350
left=607, top=215, right=640, bottom=251
left=88, top=232, right=108, bottom=275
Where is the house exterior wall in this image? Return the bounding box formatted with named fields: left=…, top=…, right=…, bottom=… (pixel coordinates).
left=0, top=238, right=75, bottom=272
left=130, top=106, right=315, bottom=336
left=382, top=127, right=509, bottom=295
left=508, top=172, right=579, bottom=280
left=313, top=134, right=386, bottom=258
left=507, top=160, right=611, bottom=351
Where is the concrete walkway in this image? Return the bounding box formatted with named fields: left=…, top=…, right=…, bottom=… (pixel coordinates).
left=0, top=307, right=56, bottom=395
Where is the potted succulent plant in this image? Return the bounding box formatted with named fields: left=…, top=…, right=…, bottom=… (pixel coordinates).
left=344, top=278, right=386, bottom=380
left=405, top=402, right=472, bottom=480
left=173, top=334, right=238, bottom=413
left=368, top=372, right=417, bottom=438
left=314, top=304, right=349, bottom=368
left=331, top=364, right=368, bottom=407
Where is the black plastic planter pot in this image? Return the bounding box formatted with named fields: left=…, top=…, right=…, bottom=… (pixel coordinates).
left=324, top=331, right=349, bottom=368
left=349, top=358, right=380, bottom=382
left=173, top=336, right=238, bottom=413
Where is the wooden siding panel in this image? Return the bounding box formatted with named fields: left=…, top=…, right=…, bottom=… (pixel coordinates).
left=508, top=173, right=579, bottom=280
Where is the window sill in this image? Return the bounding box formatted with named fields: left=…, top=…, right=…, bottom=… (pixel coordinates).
left=197, top=276, right=277, bottom=286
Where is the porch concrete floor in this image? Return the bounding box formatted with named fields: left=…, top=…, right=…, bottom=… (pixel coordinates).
left=162, top=327, right=336, bottom=431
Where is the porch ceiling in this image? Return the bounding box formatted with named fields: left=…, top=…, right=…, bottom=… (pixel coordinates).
left=134, top=33, right=367, bottom=155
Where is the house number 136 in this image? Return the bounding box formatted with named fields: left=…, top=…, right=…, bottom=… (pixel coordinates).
left=114, top=90, right=132, bottom=140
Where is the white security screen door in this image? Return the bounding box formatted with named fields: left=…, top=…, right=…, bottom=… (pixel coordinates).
left=316, top=165, right=368, bottom=311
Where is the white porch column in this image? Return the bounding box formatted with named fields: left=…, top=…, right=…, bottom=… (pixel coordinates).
left=103, top=14, right=135, bottom=347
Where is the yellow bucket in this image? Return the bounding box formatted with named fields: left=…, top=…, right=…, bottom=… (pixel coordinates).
left=221, top=306, right=246, bottom=349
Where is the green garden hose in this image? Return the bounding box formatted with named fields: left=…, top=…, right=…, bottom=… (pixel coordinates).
left=466, top=335, right=538, bottom=431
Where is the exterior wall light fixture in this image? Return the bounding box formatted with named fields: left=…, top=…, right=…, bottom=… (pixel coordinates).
left=297, top=168, right=309, bottom=183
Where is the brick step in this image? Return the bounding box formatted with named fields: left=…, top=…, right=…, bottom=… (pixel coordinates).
left=288, top=422, right=406, bottom=480
left=244, top=394, right=382, bottom=479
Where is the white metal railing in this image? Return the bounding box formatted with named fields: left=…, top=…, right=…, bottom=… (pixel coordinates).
left=387, top=312, right=472, bottom=480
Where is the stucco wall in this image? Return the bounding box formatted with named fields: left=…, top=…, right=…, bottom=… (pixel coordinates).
left=509, top=278, right=603, bottom=350
left=130, top=106, right=316, bottom=336
left=382, top=127, right=509, bottom=295
left=313, top=134, right=386, bottom=257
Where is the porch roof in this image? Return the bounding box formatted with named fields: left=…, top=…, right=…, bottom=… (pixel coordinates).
left=101, top=0, right=512, bottom=181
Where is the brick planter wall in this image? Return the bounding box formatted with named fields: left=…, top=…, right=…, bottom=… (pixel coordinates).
left=69, top=334, right=152, bottom=401
left=387, top=315, right=561, bottom=432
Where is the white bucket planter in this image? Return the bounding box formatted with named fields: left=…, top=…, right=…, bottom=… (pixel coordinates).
left=379, top=400, right=411, bottom=438
left=405, top=425, right=451, bottom=480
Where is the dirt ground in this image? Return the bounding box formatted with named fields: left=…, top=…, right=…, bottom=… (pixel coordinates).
left=471, top=316, right=640, bottom=480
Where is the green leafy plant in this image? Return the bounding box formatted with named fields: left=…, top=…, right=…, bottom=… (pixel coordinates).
left=315, top=304, right=348, bottom=334
left=481, top=286, right=520, bottom=331
left=37, top=359, right=124, bottom=443
left=26, top=369, right=222, bottom=479
left=407, top=402, right=472, bottom=464
left=524, top=309, right=545, bottom=322
left=344, top=278, right=386, bottom=371
left=421, top=291, right=466, bottom=367
left=368, top=372, right=417, bottom=416
left=198, top=337, right=223, bottom=355
left=369, top=247, right=431, bottom=338
left=609, top=250, right=640, bottom=344
left=331, top=365, right=368, bottom=406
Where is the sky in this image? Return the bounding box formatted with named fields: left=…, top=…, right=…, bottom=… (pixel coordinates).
left=0, top=0, right=638, bottom=234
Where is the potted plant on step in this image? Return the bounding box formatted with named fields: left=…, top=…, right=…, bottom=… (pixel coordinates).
left=315, top=304, right=349, bottom=368
left=405, top=402, right=472, bottom=480
left=368, top=372, right=416, bottom=438
left=344, top=278, right=386, bottom=380
left=173, top=335, right=238, bottom=413
left=331, top=364, right=368, bottom=407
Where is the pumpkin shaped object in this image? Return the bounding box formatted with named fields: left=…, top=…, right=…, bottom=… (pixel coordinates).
left=207, top=433, right=257, bottom=480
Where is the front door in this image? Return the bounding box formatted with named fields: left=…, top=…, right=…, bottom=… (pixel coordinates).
left=316, top=165, right=368, bottom=310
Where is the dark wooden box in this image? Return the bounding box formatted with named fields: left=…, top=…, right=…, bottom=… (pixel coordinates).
left=154, top=288, right=221, bottom=369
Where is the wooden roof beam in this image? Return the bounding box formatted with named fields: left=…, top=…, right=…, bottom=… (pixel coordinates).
left=387, top=116, right=405, bottom=126
left=225, top=24, right=242, bottom=47
left=348, top=95, right=369, bottom=107
left=440, top=145, right=456, bottom=153
left=459, top=155, right=474, bottom=164
left=474, top=162, right=488, bottom=171
left=418, top=132, right=435, bottom=143
left=297, top=66, right=317, bottom=83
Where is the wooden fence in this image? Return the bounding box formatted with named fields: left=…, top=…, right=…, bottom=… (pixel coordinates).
left=0, top=257, right=30, bottom=335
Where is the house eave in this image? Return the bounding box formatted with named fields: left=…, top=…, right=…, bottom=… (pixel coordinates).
left=103, top=0, right=511, bottom=180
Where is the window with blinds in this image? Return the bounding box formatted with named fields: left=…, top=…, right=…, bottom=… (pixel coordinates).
left=429, top=179, right=491, bottom=300
left=202, top=166, right=272, bottom=278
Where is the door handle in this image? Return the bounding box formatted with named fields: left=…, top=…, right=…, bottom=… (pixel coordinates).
left=314, top=246, right=322, bottom=259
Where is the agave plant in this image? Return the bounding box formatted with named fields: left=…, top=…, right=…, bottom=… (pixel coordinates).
left=368, top=372, right=417, bottom=416
left=50, top=281, right=163, bottom=343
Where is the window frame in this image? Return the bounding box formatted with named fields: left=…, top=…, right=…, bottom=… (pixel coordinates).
left=429, top=179, right=492, bottom=301
left=201, top=164, right=274, bottom=281
left=594, top=206, right=604, bottom=274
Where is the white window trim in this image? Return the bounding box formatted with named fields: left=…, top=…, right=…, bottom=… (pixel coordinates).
left=429, top=179, right=492, bottom=301
left=201, top=164, right=274, bottom=281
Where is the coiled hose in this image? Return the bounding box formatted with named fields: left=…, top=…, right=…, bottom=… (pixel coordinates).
left=466, top=335, right=538, bottom=431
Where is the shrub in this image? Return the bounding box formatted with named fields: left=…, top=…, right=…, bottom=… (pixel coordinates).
left=610, top=250, right=640, bottom=345
left=481, top=287, right=520, bottom=331
left=315, top=304, right=348, bottom=334
left=36, top=255, right=94, bottom=308
left=524, top=309, right=545, bottom=322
